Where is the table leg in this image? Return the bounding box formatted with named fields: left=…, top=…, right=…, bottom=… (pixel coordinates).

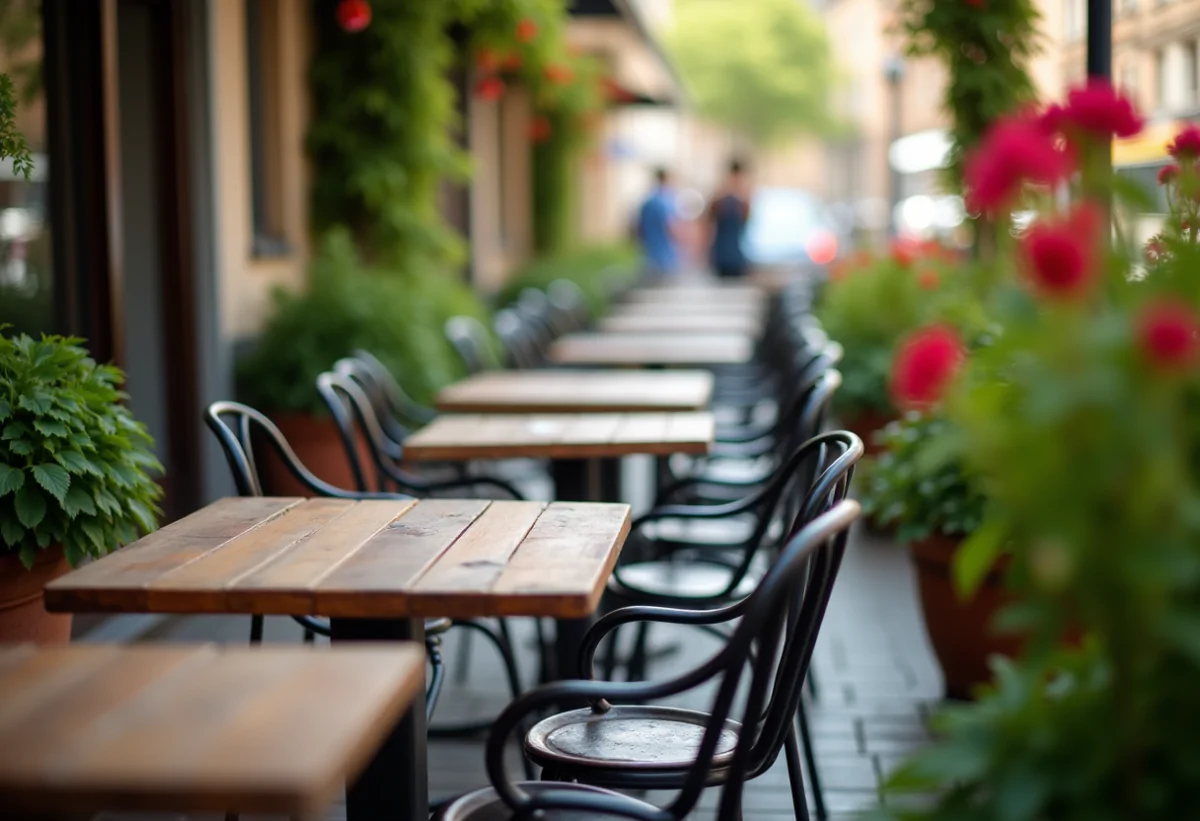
left=332, top=617, right=428, bottom=821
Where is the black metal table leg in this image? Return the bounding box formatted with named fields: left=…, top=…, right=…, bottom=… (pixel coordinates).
left=332, top=617, right=428, bottom=821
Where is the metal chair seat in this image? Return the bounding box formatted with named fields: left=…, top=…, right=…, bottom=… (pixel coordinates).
left=607, top=560, right=759, bottom=602
left=437, top=782, right=643, bottom=821
left=526, top=705, right=741, bottom=776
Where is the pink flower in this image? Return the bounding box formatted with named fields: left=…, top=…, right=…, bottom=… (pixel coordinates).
left=474, top=76, right=506, bottom=102
left=1159, top=164, right=1181, bottom=186
left=1137, top=300, right=1200, bottom=369
left=890, top=238, right=919, bottom=268
left=890, top=326, right=966, bottom=410
left=1168, top=125, right=1200, bottom=161
left=336, top=0, right=371, bottom=32
left=1059, top=81, right=1143, bottom=139
left=964, top=118, right=1073, bottom=214
left=1145, top=235, right=1167, bottom=265
left=1020, top=203, right=1102, bottom=300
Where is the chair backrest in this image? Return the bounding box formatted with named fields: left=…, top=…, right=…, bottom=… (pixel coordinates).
left=349, top=349, right=436, bottom=427
left=445, top=315, right=497, bottom=374
left=484, top=499, right=861, bottom=821
left=493, top=308, right=542, bottom=369
left=203, top=400, right=369, bottom=499
left=547, top=279, right=588, bottom=331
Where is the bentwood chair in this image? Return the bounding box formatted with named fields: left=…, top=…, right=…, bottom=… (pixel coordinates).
left=434, top=500, right=861, bottom=821
left=446, top=315, right=500, bottom=374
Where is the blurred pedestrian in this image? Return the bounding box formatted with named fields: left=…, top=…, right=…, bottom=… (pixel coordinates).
left=635, top=167, right=680, bottom=281
left=707, top=158, right=752, bottom=279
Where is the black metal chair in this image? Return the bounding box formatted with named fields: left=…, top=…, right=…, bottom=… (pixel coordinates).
left=547, top=279, right=589, bottom=332
left=494, top=308, right=545, bottom=369
left=349, top=348, right=437, bottom=428
left=434, top=499, right=861, bottom=821
left=446, top=315, right=500, bottom=374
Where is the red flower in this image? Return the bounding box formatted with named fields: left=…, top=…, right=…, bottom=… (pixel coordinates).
left=1159, top=164, right=1180, bottom=186
left=1020, top=203, right=1102, bottom=300
left=475, top=76, right=506, bottom=102
left=1168, top=125, right=1200, bottom=161
left=1059, top=80, right=1143, bottom=139
left=529, top=116, right=552, bottom=142
left=964, top=118, right=1072, bottom=214
left=502, top=52, right=523, bottom=71
left=1137, top=300, right=1200, bottom=369
left=918, top=269, right=941, bottom=290
left=476, top=47, right=501, bottom=73
left=890, top=238, right=919, bottom=267
left=1038, top=103, right=1068, bottom=136
left=543, top=63, right=574, bottom=84
left=890, top=326, right=966, bottom=410
left=1144, top=235, right=1167, bottom=265
left=336, top=0, right=371, bottom=32
left=516, top=17, right=539, bottom=42
left=966, top=0, right=987, bottom=7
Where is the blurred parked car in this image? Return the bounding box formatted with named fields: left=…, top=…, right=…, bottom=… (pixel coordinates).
left=742, top=187, right=841, bottom=269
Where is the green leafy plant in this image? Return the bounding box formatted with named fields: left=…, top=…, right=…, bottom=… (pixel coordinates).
left=236, top=231, right=488, bottom=416
left=497, top=243, right=637, bottom=315
left=0, top=72, right=31, bottom=180
left=859, top=413, right=987, bottom=543
left=0, top=330, right=162, bottom=567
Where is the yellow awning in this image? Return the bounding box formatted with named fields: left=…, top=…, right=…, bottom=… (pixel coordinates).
left=1114, top=120, right=1187, bottom=167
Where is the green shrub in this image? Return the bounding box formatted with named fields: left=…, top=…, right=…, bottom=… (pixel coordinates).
left=498, top=244, right=638, bottom=315
left=0, top=330, right=162, bottom=567
left=236, top=231, right=490, bottom=416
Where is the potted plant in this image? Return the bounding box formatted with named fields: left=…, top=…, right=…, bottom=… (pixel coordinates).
left=860, top=412, right=1000, bottom=700
left=236, top=230, right=488, bottom=494
left=816, top=244, right=943, bottom=453
left=879, top=92, right=1200, bottom=816
left=0, top=330, right=162, bottom=642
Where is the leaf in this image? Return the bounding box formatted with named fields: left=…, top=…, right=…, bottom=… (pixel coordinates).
left=126, top=499, right=158, bottom=534
left=80, top=517, right=106, bottom=551
left=17, top=391, right=51, bottom=414
left=2, top=421, right=28, bottom=440
left=8, top=439, right=32, bottom=455
left=14, top=483, right=46, bottom=529
left=33, top=419, right=69, bottom=438
left=953, top=518, right=1006, bottom=598
left=0, top=517, right=23, bottom=546
left=1160, top=610, right=1200, bottom=668
left=0, top=398, right=10, bottom=421
left=31, top=463, right=70, bottom=502
left=0, top=463, right=23, bottom=496
left=62, top=484, right=96, bottom=518
left=54, top=450, right=94, bottom=476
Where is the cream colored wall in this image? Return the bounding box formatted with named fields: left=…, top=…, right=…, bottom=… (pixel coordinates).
left=211, top=0, right=312, bottom=341
left=468, top=83, right=533, bottom=294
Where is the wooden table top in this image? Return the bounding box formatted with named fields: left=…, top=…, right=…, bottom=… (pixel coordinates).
left=436, top=369, right=714, bottom=413
left=548, top=332, right=754, bottom=366
left=623, top=285, right=766, bottom=304
left=46, top=497, right=631, bottom=620
left=403, top=412, right=714, bottom=462
left=0, top=643, right=425, bottom=819
left=598, top=313, right=763, bottom=335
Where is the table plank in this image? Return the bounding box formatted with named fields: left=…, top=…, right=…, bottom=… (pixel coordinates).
left=436, top=369, right=713, bottom=413
left=548, top=332, right=754, bottom=366
left=598, top=313, right=762, bottom=335
left=402, top=412, right=713, bottom=461
left=491, top=502, right=632, bottom=618
left=0, top=644, right=426, bottom=820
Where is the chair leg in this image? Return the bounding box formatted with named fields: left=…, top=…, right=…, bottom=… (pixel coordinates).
left=806, top=668, right=819, bottom=700
left=784, top=721, right=812, bottom=821
left=798, top=699, right=827, bottom=820
left=303, top=628, right=315, bottom=644
left=425, top=636, right=446, bottom=720
left=249, top=614, right=264, bottom=644
left=454, top=623, right=474, bottom=684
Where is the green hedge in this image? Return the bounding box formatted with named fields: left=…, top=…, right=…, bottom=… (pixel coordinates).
left=497, top=244, right=638, bottom=316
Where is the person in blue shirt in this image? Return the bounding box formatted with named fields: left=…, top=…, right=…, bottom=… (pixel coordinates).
left=708, top=158, right=752, bottom=278
left=635, top=167, right=679, bottom=280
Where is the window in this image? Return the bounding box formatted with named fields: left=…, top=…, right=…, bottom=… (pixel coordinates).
left=246, top=0, right=290, bottom=257
left=1063, top=0, right=1084, bottom=40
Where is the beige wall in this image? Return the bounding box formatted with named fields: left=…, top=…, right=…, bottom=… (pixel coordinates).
left=211, top=0, right=312, bottom=340
left=468, top=82, right=533, bottom=294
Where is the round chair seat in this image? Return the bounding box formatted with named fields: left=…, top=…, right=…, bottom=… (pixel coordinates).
left=608, top=561, right=758, bottom=602
left=525, top=704, right=741, bottom=772
left=437, top=782, right=647, bottom=821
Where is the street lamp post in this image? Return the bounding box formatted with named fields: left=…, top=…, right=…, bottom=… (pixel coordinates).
left=884, top=56, right=905, bottom=239
left=1086, top=0, right=1112, bottom=80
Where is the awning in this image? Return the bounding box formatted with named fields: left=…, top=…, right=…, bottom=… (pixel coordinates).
left=1114, top=120, right=1187, bottom=167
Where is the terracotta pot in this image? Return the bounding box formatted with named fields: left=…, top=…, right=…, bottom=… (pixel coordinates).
left=260, top=412, right=375, bottom=496
left=0, top=546, right=74, bottom=643
left=909, top=533, right=1022, bottom=701
left=842, top=410, right=896, bottom=456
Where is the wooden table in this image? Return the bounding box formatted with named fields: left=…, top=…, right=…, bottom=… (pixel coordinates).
left=46, top=496, right=631, bottom=821
left=624, top=285, right=766, bottom=304
left=403, top=412, right=714, bottom=462
left=548, top=332, right=754, bottom=367
left=0, top=643, right=424, bottom=820
left=436, top=369, right=714, bottom=413
left=598, top=313, right=762, bottom=335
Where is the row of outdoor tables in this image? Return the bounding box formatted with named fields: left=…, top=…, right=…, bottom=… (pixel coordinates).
left=8, top=281, right=768, bottom=821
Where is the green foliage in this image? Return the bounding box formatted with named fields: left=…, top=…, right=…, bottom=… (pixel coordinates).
left=665, top=0, right=835, bottom=145
left=497, top=244, right=638, bottom=316
left=0, top=72, right=31, bottom=180
left=859, top=413, right=987, bottom=543
left=816, top=253, right=931, bottom=418
left=236, top=231, right=489, bottom=416
left=900, top=0, right=1041, bottom=185
left=0, top=330, right=162, bottom=568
